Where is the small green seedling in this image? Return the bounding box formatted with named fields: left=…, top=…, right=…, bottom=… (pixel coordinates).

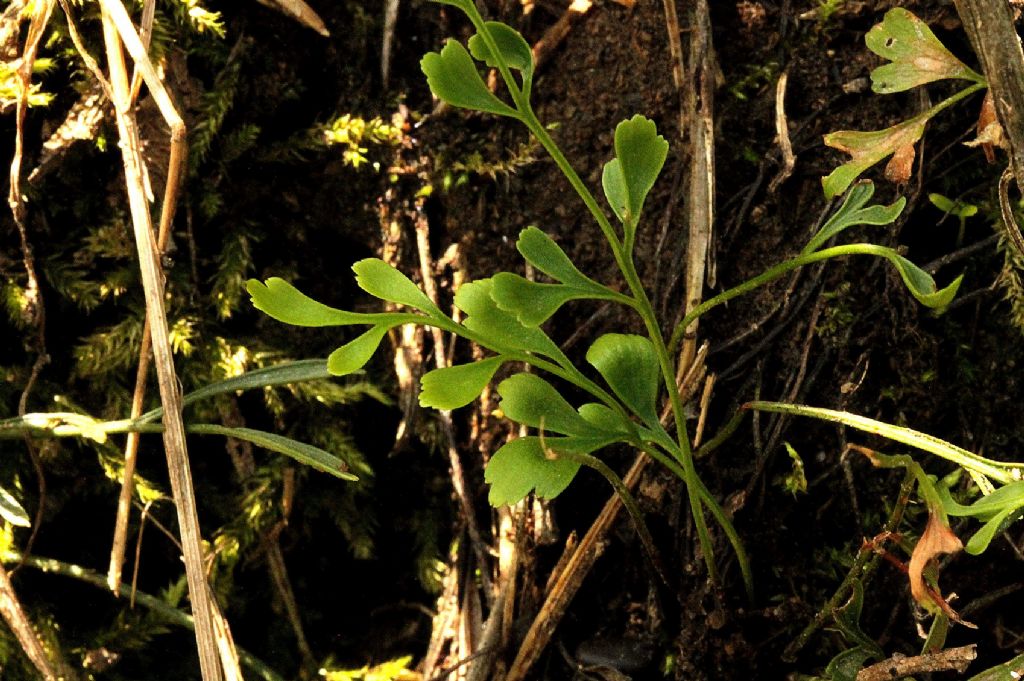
left=822, top=9, right=987, bottom=198
left=248, top=0, right=962, bottom=598
left=929, top=192, right=979, bottom=246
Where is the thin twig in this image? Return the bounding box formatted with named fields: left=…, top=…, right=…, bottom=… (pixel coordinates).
left=999, top=165, right=1024, bottom=258
left=57, top=0, right=114, bottom=101
left=768, top=70, right=795, bottom=193
left=97, top=2, right=221, bottom=678
left=531, top=0, right=593, bottom=71
left=101, top=0, right=188, bottom=595
left=856, top=644, right=976, bottom=680
left=503, top=455, right=648, bottom=681
left=678, top=0, right=716, bottom=371
left=9, top=0, right=55, bottom=572
left=382, top=0, right=399, bottom=86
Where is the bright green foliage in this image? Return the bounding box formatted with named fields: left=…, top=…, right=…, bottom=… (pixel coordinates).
left=420, top=357, right=506, bottom=409
left=799, top=181, right=961, bottom=309
left=247, top=277, right=375, bottom=326
left=491, top=274, right=580, bottom=326
left=321, top=655, right=416, bottom=681
left=468, top=22, right=534, bottom=96
left=499, top=373, right=607, bottom=437
left=778, top=442, right=808, bottom=497
left=353, top=258, right=441, bottom=315
left=940, top=482, right=1024, bottom=554
left=321, top=114, right=402, bottom=168
left=602, top=115, right=669, bottom=237
left=421, top=40, right=518, bottom=118
left=429, top=0, right=476, bottom=10
left=928, top=193, right=978, bottom=219
left=888, top=253, right=962, bottom=308
left=577, top=402, right=632, bottom=435
left=516, top=227, right=604, bottom=289
left=485, top=436, right=581, bottom=505
left=803, top=182, right=906, bottom=254
left=327, top=325, right=394, bottom=376
left=171, top=0, right=226, bottom=36
left=492, top=228, right=622, bottom=325
left=455, top=278, right=567, bottom=361
left=866, top=8, right=983, bottom=94
left=0, top=60, right=54, bottom=110
left=249, top=7, right=969, bottom=606
left=586, top=334, right=661, bottom=429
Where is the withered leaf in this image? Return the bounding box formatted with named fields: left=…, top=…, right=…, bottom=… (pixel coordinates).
left=908, top=513, right=962, bottom=614
left=964, top=90, right=1002, bottom=163
left=885, top=142, right=917, bottom=184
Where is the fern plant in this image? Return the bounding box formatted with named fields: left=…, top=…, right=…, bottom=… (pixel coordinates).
left=247, top=0, right=963, bottom=597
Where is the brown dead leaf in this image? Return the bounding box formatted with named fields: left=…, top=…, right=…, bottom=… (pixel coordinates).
left=908, top=513, right=962, bottom=612
left=965, top=90, right=1002, bottom=163
left=884, top=142, right=916, bottom=183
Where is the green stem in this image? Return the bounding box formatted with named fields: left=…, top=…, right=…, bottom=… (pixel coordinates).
left=521, top=114, right=623, bottom=254
left=554, top=447, right=671, bottom=589
left=639, top=440, right=754, bottom=600
left=521, top=91, right=723, bottom=590
left=414, top=315, right=627, bottom=420
left=453, top=7, right=745, bottom=594
left=626, top=262, right=720, bottom=586
left=669, top=242, right=913, bottom=354
left=694, top=409, right=746, bottom=459
left=922, top=81, right=986, bottom=120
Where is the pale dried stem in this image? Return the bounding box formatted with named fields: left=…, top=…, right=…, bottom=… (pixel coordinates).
left=414, top=206, right=492, bottom=595
left=103, top=0, right=187, bottom=594
left=768, top=70, right=795, bottom=193
left=679, top=0, right=716, bottom=372
left=97, top=1, right=222, bottom=678
left=382, top=0, right=399, bottom=85
left=503, top=456, right=648, bottom=681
